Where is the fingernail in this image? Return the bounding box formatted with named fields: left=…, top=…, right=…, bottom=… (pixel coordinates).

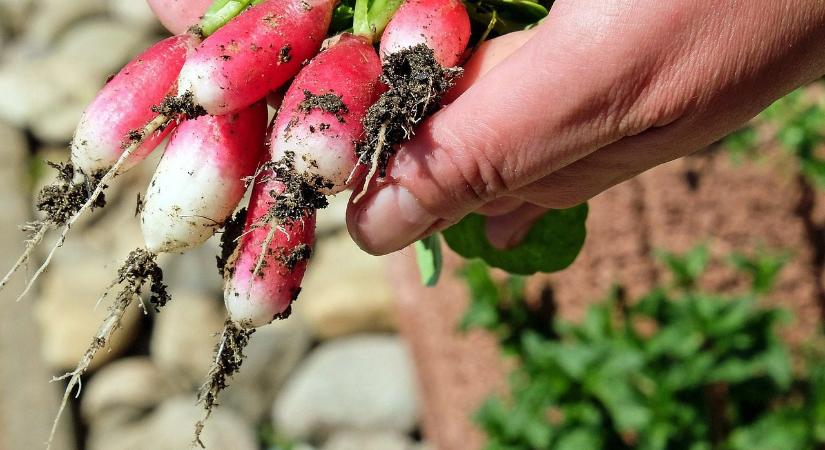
left=350, top=185, right=438, bottom=255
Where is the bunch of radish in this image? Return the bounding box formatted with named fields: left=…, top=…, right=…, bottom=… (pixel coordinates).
left=1, top=0, right=476, bottom=446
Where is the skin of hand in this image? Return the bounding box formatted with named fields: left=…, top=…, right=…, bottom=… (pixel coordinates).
left=345, top=0, right=825, bottom=255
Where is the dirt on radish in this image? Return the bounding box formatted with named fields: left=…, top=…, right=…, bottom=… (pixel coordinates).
left=36, top=162, right=106, bottom=226
left=358, top=44, right=462, bottom=179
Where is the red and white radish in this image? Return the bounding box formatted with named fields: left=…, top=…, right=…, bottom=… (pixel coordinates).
left=177, top=0, right=335, bottom=115
left=352, top=0, right=471, bottom=200
left=71, top=34, right=196, bottom=175
left=147, top=0, right=213, bottom=35
left=379, top=0, right=471, bottom=66
left=270, top=34, right=384, bottom=194
left=141, top=101, right=268, bottom=254
left=224, top=175, right=316, bottom=328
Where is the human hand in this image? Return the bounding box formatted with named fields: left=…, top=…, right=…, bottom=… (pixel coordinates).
left=346, top=0, right=825, bottom=255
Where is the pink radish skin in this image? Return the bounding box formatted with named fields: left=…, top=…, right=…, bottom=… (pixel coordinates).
left=147, top=0, right=212, bottom=35
left=141, top=101, right=268, bottom=254
left=271, top=34, right=384, bottom=194
left=379, top=0, right=471, bottom=67
left=224, top=176, right=316, bottom=328
left=177, top=0, right=334, bottom=115
left=71, top=35, right=196, bottom=175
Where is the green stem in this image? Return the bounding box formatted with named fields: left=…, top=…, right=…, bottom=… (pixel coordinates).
left=353, top=0, right=404, bottom=43
left=197, top=0, right=264, bottom=37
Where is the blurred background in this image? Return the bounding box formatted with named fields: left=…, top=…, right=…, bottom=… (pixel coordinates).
left=0, top=1, right=823, bottom=450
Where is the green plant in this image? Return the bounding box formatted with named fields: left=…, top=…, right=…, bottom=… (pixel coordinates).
left=725, top=81, right=825, bottom=187
left=463, top=247, right=825, bottom=450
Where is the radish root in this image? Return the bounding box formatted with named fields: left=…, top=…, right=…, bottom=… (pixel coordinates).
left=0, top=223, right=49, bottom=292
left=193, top=320, right=255, bottom=448
left=16, top=114, right=172, bottom=303
left=46, top=248, right=169, bottom=450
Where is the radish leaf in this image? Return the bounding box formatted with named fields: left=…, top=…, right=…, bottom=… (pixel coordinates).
left=443, top=204, right=588, bottom=275
left=415, top=234, right=443, bottom=286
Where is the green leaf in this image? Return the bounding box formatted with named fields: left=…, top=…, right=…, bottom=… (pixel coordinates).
left=443, top=204, right=588, bottom=275
left=330, top=2, right=355, bottom=33
left=728, top=249, right=790, bottom=294
left=556, top=427, right=602, bottom=450
left=656, top=245, right=709, bottom=289
left=459, top=260, right=501, bottom=332
left=414, top=234, right=443, bottom=287
left=353, top=0, right=403, bottom=42
left=199, top=0, right=257, bottom=36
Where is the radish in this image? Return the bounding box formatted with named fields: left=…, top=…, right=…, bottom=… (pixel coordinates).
left=48, top=102, right=268, bottom=450
left=193, top=169, right=315, bottom=445
left=141, top=101, right=268, bottom=254
left=270, top=33, right=384, bottom=194
left=148, top=0, right=213, bottom=35
left=1, top=34, right=200, bottom=302
left=380, top=0, right=471, bottom=67
left=177, top=0, right=335, bottom=115
left=222, top=178, right=316, bottom=322
left=71, top=34, right=196, bottom=176
left=354, top=0, right=471, bottom=200
left=222, top=174, right=316, bottom=328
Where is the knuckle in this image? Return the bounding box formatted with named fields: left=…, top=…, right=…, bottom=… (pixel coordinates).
left=429, top=121, right=514, bottom=211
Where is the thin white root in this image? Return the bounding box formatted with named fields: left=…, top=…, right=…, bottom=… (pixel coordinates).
left=246, top=218, right=279, bottom=298
left=0, top=224, right=49, bottom=293
left=17, top=114, right=170, bottom=303
left=352, top=123, right=388, bottom=205
left=46, top=289, right=135, bottom=450
left=193, top=320, right=254, bottom=448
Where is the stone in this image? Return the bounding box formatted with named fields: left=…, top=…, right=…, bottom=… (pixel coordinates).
left=33, top=246, right=142, bottom=371
left=222, top=316, right=312, bottom=422
left=81, top=357, right=174, bottom=429
left=150, top=290, right=227, bottom=387
left=107, top=0, right=160, bottom=30
left=159, top=237, right=224, bottom=297
left=298, top=231, right=396, bottom=338
left=22, top=0, right=107, bottom=49
left=87, top=397, right=258, bottom=450
left=315, top=193, right=349, bottom=236
left=53, top=17, right=150, bottom=77
left=0, top=0, right=36, bottom=33
left=30, top=100, right=86, bottom=144
left=322, top=430, right=417, bottom=450
left=274, top=335, right=419, bottom=440
left=0, top=58, right=69, bottom=126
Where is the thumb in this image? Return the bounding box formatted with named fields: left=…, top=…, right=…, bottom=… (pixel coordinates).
left=346, top=14, right=639, bottom=254
left=345, top=29, right=542, bottom=254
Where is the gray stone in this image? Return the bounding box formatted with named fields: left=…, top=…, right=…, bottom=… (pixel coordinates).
left=274, top=335, right=419, bottom=440
left=315, top=193, right=348, bottom=236
left=150, top=290, right=227, bottom=387
left=298, top=231, right=397, bottom=338
left=53, top=17, right=150, bottom=76
left=30, top=100, right=86, bottom=143
left=0, top=58, right=69, bottom=126
left=0, top=0, right=35, bottom=33
left=33, top=245, right=142, bottom=371
left=22, top=0, right=107, bottom=49
left=87, top=397, right=258, bottom=450
left=107, top=0, right=161, bottom=31
left=160, top=237, right=224, bottom=297
left=322, top=430, right=416, bottom=450
left=81, top=357, right=175, bottom=429
left=222, top=316, right=312, bottom=422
